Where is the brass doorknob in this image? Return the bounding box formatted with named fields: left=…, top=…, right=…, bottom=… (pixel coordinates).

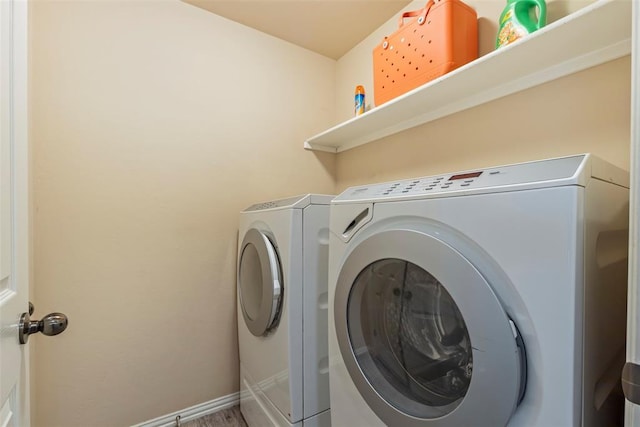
left=19, top=311, right=68, bottom=344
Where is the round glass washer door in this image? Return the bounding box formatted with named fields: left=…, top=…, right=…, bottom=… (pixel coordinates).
left=238, top=228, right=283, bottom=337
left=334, top=228, right=523, bottom=426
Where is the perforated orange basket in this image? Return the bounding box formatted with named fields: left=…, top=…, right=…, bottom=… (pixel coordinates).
left=373, top=0, right=478, bottom=106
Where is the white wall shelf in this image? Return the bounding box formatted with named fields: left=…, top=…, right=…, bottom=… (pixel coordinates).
left=304, top=0, right=632, bottom=153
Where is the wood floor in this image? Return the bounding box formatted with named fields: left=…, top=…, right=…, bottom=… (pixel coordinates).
left=182, top=405, right=247, bottom=427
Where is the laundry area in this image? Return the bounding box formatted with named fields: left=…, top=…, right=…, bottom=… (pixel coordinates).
left=1, top=0, right=638, bottom=426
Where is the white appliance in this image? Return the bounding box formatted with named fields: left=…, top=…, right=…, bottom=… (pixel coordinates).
left=327, top=154, right=629, bottom=426
left=238, top=194, right=333, bottom=427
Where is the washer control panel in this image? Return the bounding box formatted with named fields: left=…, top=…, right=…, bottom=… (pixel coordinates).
left=335, top=155, right=587, bottom=202
left=379, top=171, right=485, bottom=195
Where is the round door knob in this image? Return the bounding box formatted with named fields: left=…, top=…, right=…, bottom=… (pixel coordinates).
left=19, top=312, right=68, bottom=344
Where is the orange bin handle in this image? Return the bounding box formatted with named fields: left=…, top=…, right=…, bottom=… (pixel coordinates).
left=398, top=0, right=435, bottom=27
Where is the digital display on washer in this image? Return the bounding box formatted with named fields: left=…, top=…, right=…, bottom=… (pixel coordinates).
left=449, top=171, right=483, bottom=180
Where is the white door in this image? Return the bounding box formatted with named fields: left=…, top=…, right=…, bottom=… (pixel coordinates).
left=0, top=0, right=30, bottom=425
left=625, top=0, right=640, bottom=424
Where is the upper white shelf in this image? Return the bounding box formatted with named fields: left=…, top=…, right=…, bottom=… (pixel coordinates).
left=304, top=0, right=632, bottom=153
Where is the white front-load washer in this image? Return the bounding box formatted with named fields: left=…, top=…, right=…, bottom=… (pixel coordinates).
left=238, top=194, right=333, bottom=427
left=328, top=154, right=629, bottom=427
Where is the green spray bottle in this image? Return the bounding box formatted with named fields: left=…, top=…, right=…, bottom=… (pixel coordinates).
left=496, top=0, right=547, bottom=48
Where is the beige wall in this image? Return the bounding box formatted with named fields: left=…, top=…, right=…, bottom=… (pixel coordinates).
left=29, top=0, right=631, bottom=425
left=29, top=1, right=335, bottom=426
left=335, top=56, right=630, bottom=189
left=334, top=0, right=629, bottom=188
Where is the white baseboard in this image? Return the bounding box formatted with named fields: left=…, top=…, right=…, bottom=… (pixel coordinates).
left=131, top=392, right=240, bottom=427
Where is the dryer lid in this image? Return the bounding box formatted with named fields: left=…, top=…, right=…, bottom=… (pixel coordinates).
left=238, top=228, right=283, bottom=337
left=242, top=194, right=334, bottom=212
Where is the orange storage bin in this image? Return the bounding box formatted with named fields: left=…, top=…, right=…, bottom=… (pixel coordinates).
left=373, top=0, right=478, bottom=106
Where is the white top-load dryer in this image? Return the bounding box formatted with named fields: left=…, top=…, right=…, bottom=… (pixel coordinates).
left=238, top=194, right=333, bottom=427
left=328, top=154, right=629, bottom=427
